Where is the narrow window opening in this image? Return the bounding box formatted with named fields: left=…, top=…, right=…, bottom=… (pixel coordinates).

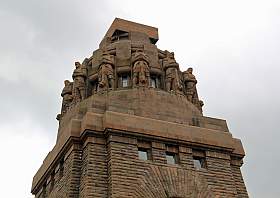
left=50, top=170, right=55, bottom=191
left=149, top=38, right=158, bottom=44
left=42, top=182, right=47, bottom=198
left=192, top=117, right=200, bottom=127
left=91, top=80, right=98, bottom=94
left=192, top=150, right=207, bottom=170
left=138, top=148, right=149, bottom=160
left=165, top=144, right=179, bottom=165
left=112, top=30, right=129, bottom=42
left=137, top=140, right=152, bottom=161
left=193, top=156, right=207, bottom=169
left=151, top=77, right=156, bottom=88
left=122, top=75, right=128, bottom=87
left=150, top=75, right=161, bottom=88
left=59, top=158, right=64, bottom=177
left=166, top=152, right=179, bottom=164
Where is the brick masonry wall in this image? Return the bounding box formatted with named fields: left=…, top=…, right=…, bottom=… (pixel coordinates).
left=107, top=132, right=248, bottom=198
left=34, top=131, right=248, bottom=198
left=65, top=146, right=82, bottom=198
left=79, top=137, right=108, bottom=198
left=106, top=134, right=215, bottom=197
left=107, top=135, right=139, bottom=198
left=231, top=164, right=248, bottom=197
left=198, top=156, right=237, bottom=197
left=36, top=144, right=82, bottom=198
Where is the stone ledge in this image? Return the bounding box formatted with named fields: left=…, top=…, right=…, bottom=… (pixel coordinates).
left=102, top=111, right=235, bottom=151
left=32, top=110, right=245, bottom=194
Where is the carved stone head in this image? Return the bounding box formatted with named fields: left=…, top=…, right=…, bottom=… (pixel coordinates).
left=187, top=67, right=193, bottom=73
left=163, top=51, right=179, bottom=70
left=64, top=80, right=70, bottom=86
left=75, top=61, right=81, bottom=68
left=100, top=51, right=114, bottom=66
left=199, top=100, right=204, bottom=107
left=132, top=50, right=149, bottom=65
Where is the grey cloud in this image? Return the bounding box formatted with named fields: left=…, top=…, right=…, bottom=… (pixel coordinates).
left=0, top=76, right=59, bottom=134
left=0, top=0, right=117, bottom=136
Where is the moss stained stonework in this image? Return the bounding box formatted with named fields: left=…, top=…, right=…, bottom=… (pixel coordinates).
left=31, top=18, right=248, bottom=198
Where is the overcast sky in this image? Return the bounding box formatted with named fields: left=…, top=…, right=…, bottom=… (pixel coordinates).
left=0, top=0, right=279, bottom=197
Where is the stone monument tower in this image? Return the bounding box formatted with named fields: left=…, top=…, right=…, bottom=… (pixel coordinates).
left=31, top=18, right=248, bottom=198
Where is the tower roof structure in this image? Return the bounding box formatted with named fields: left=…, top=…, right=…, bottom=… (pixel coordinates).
left=103, top=18, right=158, bottom=42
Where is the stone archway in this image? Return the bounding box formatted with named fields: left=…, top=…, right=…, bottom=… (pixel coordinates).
left=132, top=165, right=215, bottom=198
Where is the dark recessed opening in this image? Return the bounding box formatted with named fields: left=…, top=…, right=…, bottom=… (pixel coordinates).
left=193, top=156, right=207, bottom=169
left=138, top=148, right=151, bottom=161
left=166, top=152, right=179, bottom=164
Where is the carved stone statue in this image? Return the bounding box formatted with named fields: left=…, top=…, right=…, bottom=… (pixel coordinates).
left=132, top=50, right=150, bottom=87
left=183, top=67, right=198, bottom=102
left=198, top=100, right=204, bottom=113
left=98, top=52, right=115, bottom=91
left=72, top=61, right=87, bottom=103
left=61, top=80, right=73, bottom=114
left=183, top=68, right=203, bottom=113
left=163, top=52, right=183, bottom=93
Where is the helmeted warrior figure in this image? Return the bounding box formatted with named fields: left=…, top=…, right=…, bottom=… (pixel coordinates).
left=98, top=52, right=115, bottom=91
left=61, top=80, right=73, bottom=114
left=132, top=50, right=150, bottom=87
left=72, top=61, right=87, bottom=103
left=163, top=51, right=183, bottom=93
left=183, top=67, right=198, bottom=102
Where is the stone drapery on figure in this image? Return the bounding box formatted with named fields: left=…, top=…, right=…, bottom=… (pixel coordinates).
left=61, top=80, right=73, bottom=114
left=183, top=67, right=198, bottom=102
left=163, top=51, right=183, bottom=93
left=132, top=50, right=150, bottom=87
left=98, top=52, right=115, bottom=91
left=72, top=61, right=87, bottom=103
left=183, top=67, right=203, bottom=113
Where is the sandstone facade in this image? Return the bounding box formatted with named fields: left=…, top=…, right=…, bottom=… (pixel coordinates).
left=32, top=18, right=248, bottom=198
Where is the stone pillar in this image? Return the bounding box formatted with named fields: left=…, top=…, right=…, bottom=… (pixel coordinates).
left=151, top=142, right=166, bottom=163
left=231, top=157, right=249, bottom=197
left=79, top=136, right=108, bottom=198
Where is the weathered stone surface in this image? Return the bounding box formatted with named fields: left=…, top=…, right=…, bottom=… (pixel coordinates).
left=115, top=40, right=131, bottom=67
left=57, top=18, right=208, bottom=117
left=72, top=62, right=87, bottom=103
left=132, top=50, right=150, bottom=87
left=98, top=52, right=115, bottom=91
left=31, top=18, right=248, bottom=198
left=60, top=80, right=73, bottom=115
